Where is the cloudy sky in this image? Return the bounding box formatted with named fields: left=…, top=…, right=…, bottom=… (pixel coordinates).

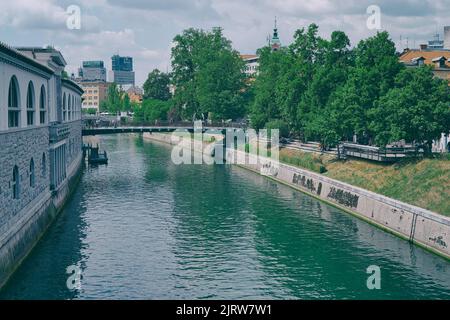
left=1, top=0, right=449, bottom=86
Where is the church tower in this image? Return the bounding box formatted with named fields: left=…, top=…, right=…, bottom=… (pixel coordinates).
left=270, top=17, right=281, bottom=51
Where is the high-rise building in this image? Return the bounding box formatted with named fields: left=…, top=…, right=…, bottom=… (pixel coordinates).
left=79, top=60, right=107, bottom=82
left=111, top=55, right=135, bottom=85
left=444, top=26, right=450, bottom=50
left=428, top=34, right=444, bottom=49
left=112, top=55, right=133, bottom=71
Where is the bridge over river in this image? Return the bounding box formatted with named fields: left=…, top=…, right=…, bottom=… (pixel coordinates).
left=82, top=125, right=229, bottom=136
left=81, top=116, right=246, bottom=136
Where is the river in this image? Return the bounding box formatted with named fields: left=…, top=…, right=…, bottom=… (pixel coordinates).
left=1, top=134, right=449, bottom=300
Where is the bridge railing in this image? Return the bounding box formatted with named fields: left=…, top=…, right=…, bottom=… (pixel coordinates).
left=341, top=142, right=423, bottom=162
left=82, top=118, right=248, bottom=129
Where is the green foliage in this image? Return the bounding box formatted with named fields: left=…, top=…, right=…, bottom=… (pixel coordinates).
left=279, top=151, right=327, bottom=174
left=171, top=28, right=247, bottom=121
left=265, top=119, right=289, bottom=138
left=250, top=26, right=449, bottom=148
left=133, top=99, right=173, bottom=122
left=82, top=108, right=97, bottom=115
left=122, top=93, right=131, bottom=112
left=369, top=66, right=450, bottom=149
left=143, top=69, right=171, bottom=101
left=251, top=24, right=352, bottom=143
left=100, top=83, right=132, bottom=114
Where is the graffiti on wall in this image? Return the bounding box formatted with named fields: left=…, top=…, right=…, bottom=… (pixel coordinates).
left=261, top=161, right=279, bottom=177
left=327, top=187, right=359, bottom=209
left=292, top=173, right=322, bottom=196
left=429, top=236, right=448, bottom=248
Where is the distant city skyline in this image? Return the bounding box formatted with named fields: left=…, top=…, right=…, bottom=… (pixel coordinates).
left=1, top=0, right=449, bottom=86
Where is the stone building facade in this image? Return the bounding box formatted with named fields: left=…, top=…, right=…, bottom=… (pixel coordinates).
left=0, top=43, right=83, bottom=288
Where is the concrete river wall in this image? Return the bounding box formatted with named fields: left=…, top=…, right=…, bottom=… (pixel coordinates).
left=143, top=132, right=450, bottom=259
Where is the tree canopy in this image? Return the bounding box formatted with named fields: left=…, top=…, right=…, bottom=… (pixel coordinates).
left=143, top=69, right=171, bottom=101
left=249, top=25, right=449, bottom=147
left=135, top=25, right=449, bottom=148
left=171, top=27, right=247, bottom=121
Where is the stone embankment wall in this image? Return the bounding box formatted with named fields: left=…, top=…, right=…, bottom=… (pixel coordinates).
left=143, top=133, right=450, bottom=259
left=236, top=150, right=450, bottom=259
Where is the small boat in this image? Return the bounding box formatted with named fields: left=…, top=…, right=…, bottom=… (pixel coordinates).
left=88, top=145, right=108, bottom=165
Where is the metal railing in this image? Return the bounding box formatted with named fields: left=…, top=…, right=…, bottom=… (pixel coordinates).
left=341, top=143, right=423, bottom=162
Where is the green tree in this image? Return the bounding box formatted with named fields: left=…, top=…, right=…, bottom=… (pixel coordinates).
left=134, top=99, right=172, bottom=122
left=102, top=83, right=122, bottom=114
left=171, top=27, right=246, bottom=121
left=171, top=28, right=206, bottom=119
left=122, top=93, right=131, bottom=112
left=250, top=46, right=289, bottom=130
left=143, top=69, right=171, bottom=101
left=250, top=24, right=352, bottom=143
left=327, top=31, right=403, bottom=143
left=369, top=66, right=450, bottom=150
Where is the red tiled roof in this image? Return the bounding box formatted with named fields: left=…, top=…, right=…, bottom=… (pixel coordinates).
left=400, top=49, right=450, bottom=68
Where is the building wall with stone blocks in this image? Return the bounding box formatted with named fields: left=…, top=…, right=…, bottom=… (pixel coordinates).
left=0, top=127, right=50, bottom=237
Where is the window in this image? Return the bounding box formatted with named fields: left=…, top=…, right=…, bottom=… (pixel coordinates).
left=41, top=153, right=47, bottom=177
left=72, top=96, right=75, bottom=119
left=12, top=166, right=20, bottom=199
left=8, top=76, right=20, bottom=128
left=27, top=81, right=35, bottom=126
left=39, top=85, right=46, bottom=124
left=63, top=93, right=67, bottom=121
left=30, top=158, right=35, bottom=187
left=68, top=94, right=72, bottom=121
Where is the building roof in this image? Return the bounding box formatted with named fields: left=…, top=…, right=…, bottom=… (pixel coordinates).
left=62, top=78, right=84, bottom=95
left=240, top=54, right=258, bottom=59
left=0, top=41, right=54, bottom=74
left=15, top=46, right=67, bottom=67
left=432, top=56, right=447, bottom=62
left=126, top=86, right=143, bottom=95
left=400, top=49, right=450, bottom=68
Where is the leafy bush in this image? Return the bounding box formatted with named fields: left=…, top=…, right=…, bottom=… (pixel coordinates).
left=265, top=119, right=289, bottom=138
left=134, top=99, right=173, bottom=122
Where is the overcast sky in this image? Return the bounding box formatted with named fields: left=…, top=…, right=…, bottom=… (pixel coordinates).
left=1, top=0, right=449, bottom=86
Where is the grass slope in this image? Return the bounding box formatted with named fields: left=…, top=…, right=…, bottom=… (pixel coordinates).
left=279, top=148, right=450, bottom=216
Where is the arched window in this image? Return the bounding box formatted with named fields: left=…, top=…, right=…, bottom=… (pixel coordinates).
left=63, top=93, right=67, bottom=121
left=68, top=94, right=72, bottom=121
left=30, top=158, right=35, bottom=187
left=8, top=76, right=20, bottom=128
left=39, top=85, right=46, bottom=124
left=72, top=96, right=75, bottom=120
left=27, top=81, right=35, bottom=126
left=41, top=153, right=47, bottom=177
left=12, top=165, right=20, bottom=199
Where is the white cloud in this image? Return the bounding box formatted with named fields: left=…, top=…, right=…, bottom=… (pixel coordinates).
left=1, top=0, right=449, bottom=85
